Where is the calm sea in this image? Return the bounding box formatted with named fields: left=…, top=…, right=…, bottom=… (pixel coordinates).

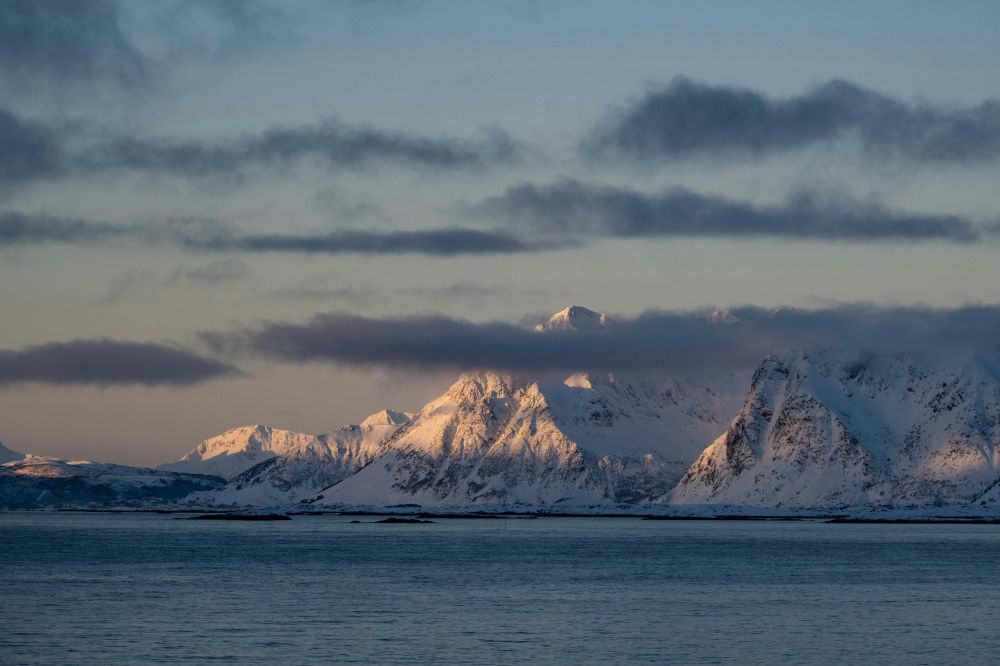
left=1, top=512, right=998, bottom=665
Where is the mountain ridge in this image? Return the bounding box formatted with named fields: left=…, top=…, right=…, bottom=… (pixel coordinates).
left=6, top=307, right=1000, bottom=514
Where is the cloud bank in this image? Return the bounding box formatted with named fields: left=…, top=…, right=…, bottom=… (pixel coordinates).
left=0, top=339, right=238, bottom=386
left=201, top=304, right=1000, bottom=373
left=4, top=177, right=996, bottom=257
left=584, top=77, right=1000, bottom=164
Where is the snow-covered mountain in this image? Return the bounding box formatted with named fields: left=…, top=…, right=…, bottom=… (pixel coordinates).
left=535, top=305, right=614, bottom=332
left=0, top=441, right=23, bottom=464
left=205, top=409, right=412, bottom=506
left=311, top=309, right=745, bottom=510
left=158, top=425, right=321, bottom=480
left=0, top=455, right=223, bottom=510
left=671, top=349, right=1000, bottom=510
left=313, top=370, right=740, bottom=510
left=10, top=305, right=1000, bottom=515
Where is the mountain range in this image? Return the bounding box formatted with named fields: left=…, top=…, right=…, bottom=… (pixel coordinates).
left=4, top=306, right=1000, bottom=514
left=0, top=448, right=223, bottom=510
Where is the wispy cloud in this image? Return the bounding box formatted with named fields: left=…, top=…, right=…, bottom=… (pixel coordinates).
left=165, top=258, right=252, bottom=286
left=584, top=77, right=1000, bottom=164
left=0, top=212, right=556, bottom=256
left=0, top=339, right=239, bottom=386
left=98, top=268, right=160, bottom=304
left=79, top=122, right=520, bottom=180
left=98, top=259, right=252, bottom=303
left=267, top=280, right=557, bottom=308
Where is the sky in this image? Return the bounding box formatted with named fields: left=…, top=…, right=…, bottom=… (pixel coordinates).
left=2, top=0, right=1000, bottom=465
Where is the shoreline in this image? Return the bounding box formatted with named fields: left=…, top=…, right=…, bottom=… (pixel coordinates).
left=2, top=508, right=997, bottom=524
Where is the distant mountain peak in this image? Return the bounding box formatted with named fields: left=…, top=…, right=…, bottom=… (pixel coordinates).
left=158, top=424, right=317, bottom=480
left=704, top=308, right=739, bottom=325
left=445, top=371, right=528, bottom=403
left=0, top=440, right=24, bottom=464
left=360, top=409, right=412, bottom=428
left=535, top=305, right=614, bottom=332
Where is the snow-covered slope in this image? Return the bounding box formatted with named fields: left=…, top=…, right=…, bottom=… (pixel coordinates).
left=158, top=425, right=319, bottom=480
left=312, top=363, right=743, bottom=510
left=0, top=455, right=224, bottom=509
left=0, top=441, right=23, bottom=464
left=534, top=305, right=614, bottom=332
left=671, top=349, right=1000, bottom=510
left=205, top=409, right=411, bottom=506
left=976, top=480, right=1000, bottom=508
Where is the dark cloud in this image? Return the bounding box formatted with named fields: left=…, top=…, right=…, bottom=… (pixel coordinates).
left=82, top=122, right=520, bottom=179
left=471, top=179, right=987, bottom=243
left=0, top=211, right=126, bottom=245
left=0, top=109, right=62, bottom=185
left=201, top=304, right=1000, bottom=373
left=0, top=0, right=148, bottom=88
left=0, top=211, right=552, bottom=256
left=2, top=178, right=991, bottom=255
left=200, top=310, right=751, bottom=372
left=0, top=104, right=520, bottom=188
left=584, top=77, right=1000, bottom=164
left=206, top=228, right=552, bottom=255
left=0, top=339, right=238, bottom=386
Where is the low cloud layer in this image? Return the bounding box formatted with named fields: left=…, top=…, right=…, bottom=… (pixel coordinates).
left=0, top=339, right=238, bottom=386
left=201, top=304, right=1000, bottom=373
left=584, top=77, right=1000, bottom=164
left=471, top=179, right=991, bottom=243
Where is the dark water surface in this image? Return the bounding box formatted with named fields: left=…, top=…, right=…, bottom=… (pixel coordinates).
left=2, top=513, right=998, bottom=665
